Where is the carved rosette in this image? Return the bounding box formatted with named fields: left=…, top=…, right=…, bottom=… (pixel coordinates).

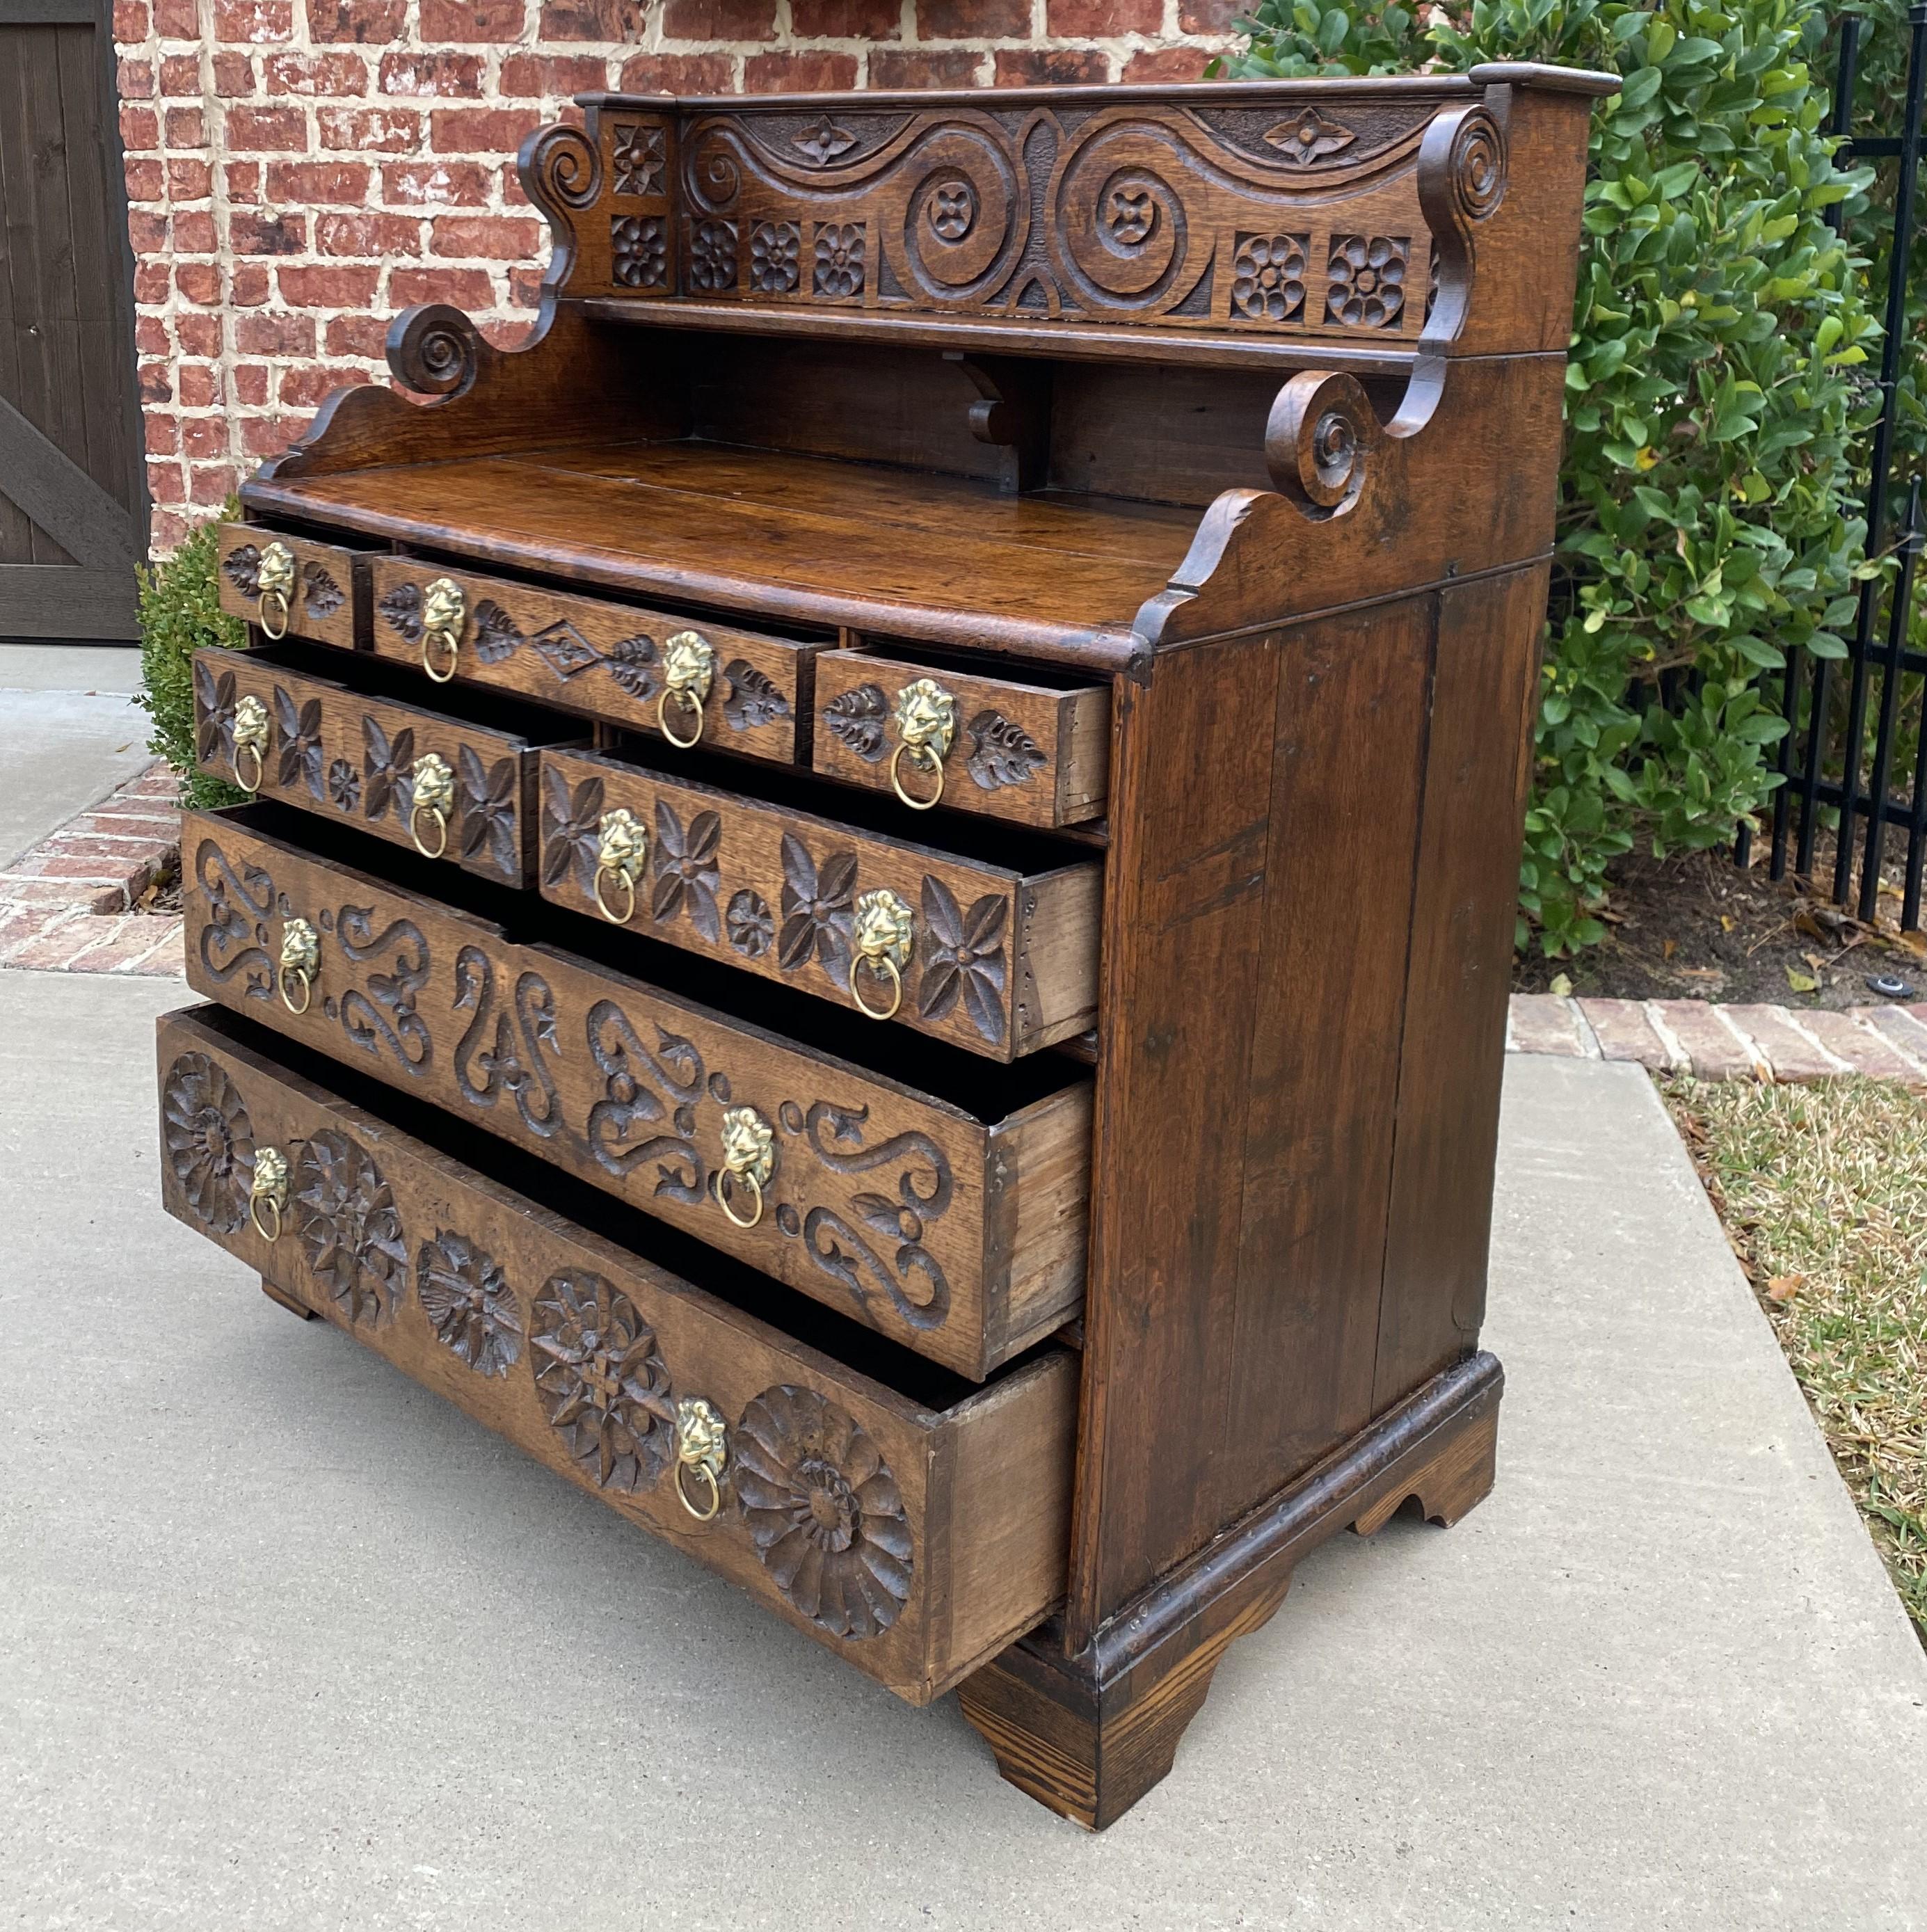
left=162, top=1052, right=257, bottom=1233
left=530, top=1270, right=675, bottom=1493
left=416, top=1229, right=523, bottom=1378
left=733, top=1384, right=913, bottom=1640
left=294, top=1131, right=407, bottom=1327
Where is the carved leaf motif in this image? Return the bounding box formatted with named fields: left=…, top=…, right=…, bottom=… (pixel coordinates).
left=161, top=1051, right=255, bottom=1233
left=362, top=715, right=416, bottom=822
left=456, top=743, right=519, bottom=878
left=416, top=1229, right=522, bottom=1378
left=824, top=682, right=888, bottom=763
left=472, top=599, right=524, bottom=664
left=917, top=876, right=1007, bottom=1046
left=964, top=710, right=1046, bottom=791
left=604, top=633, right=659, bottom=700
left=530, top=1270, right=675, bottom=1493
left=722, top=660, right=790, bottom=732
left=273, top=686, right=324, bottom=798
left=302, top=561, right=344, bottom=618
left=531, top=619, right=603, bottom=681
left=193, top=659, right=238, bottom=766
left=651, top=799, right=721, bottom=941
left=541, top=765, right=605, bottom=892
left=294, top=1130, right=406, bottom=1327
left=221, top=543, right=262, bottom=598
left=778, top=833, right=856, bottom=981
left=378, top=581, right=423, bottom=643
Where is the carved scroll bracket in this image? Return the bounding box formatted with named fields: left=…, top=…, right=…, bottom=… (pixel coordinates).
left=1264, top=369, right=1381, bottom=518
left=387, top=303, right=488, bottom=401
left=1415, top=96, right=1510, bottom=358
left=943, top=352, right=1052, bottom=494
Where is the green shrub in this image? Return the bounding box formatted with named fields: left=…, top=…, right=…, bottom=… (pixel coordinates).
left=1218, top=0, right=1878, bottom=952
left=135, top=502, right=248, bottom=811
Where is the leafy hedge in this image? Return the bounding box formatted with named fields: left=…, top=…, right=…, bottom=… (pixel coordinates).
left=134, top=501, right=248, bottom=812
left=1219, top=0, right=1878, bottom=952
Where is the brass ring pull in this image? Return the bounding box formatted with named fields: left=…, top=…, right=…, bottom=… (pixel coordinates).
left=234, top=741, right=264, bottom=793
left=249, top=1146, right=288, bottom=1243
left=888, top=739, right=945, bottom=811
left=713, top=1107, right=774, bottom=1230
left=409, top=801, right=448, bottom=859
left=659, top=630, right=716, bottom=750
left=231, top=692, right=269, bottom=795
left=421, top=628, right=460, bottom=684
left=278, top=916, right=318, bottom=1016
left=407, top=750, right=454, bottom=861
left=420, top=577, right=466, bottom=684
left=592, top=807, right=646, bottom=924
left=673, top=1397, right=728, bottom=1523
left=850, top=888, right=913, bottom=1023
left=255, top=541, right=296, bottom=641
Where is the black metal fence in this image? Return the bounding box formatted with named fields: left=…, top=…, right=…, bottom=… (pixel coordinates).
left=1750, top=3, right=1927, bottom=925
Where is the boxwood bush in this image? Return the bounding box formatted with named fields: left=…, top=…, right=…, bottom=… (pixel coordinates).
left=1218, top=0, right=1878, bottom=952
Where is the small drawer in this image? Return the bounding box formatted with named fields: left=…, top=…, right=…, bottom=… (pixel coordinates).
left=182, top=806, right=1093, bottom=1378
left=365, top=555, right=824, bottom=764
left=815, top=649, right=1110, bottom=829
left=191, top=647, right=563, bottom=888
left=539, top=747, right=1101, bottom=1062
left=214, top=522, right=366, bottom=650
left=156, top=1004, right=1078, bottom=1703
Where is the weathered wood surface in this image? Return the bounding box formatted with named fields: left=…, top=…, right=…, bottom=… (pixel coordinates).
left=214, top=522, right=365, bottom=651
left=812, top=648, right=1109, bottom=829
left=181, top=806, right=1092, bottom=1378
left=538, top=745, right=1102, bottom=1061
left=191, top=647, right=564, bottom=887
left=157, top=1003, right=1080, bottom=1702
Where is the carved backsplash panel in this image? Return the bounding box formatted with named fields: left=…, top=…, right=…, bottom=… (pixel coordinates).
left=526, top=93, right=1493, bottom=346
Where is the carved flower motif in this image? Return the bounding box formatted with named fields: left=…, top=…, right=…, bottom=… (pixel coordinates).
left=722, top=660, right=789, bottom=732
left=471, top=599, right=524, bottom=665
left=378, top=580, right=423, bottom=643
left=294, top=1130, right=406, bottom=1327
left=822, top=682, right=888, bottom=763
left=792, top=115, right=856, bottom=166
left=778, top=832, right=857, bottom=983
left=750, top=221, right=801, bottom=294
left=327, top=757, right=360, bottom=813
left=927, top=181, right=974, bottom=241
left=611, top=215, right=667, bottom=289
left=362, top=715, right=416, bottom=823
left=1231, top=232, right=1309, bottom=324
left=726, top=888, right=773, bottom=958
left=1263, top=106, right=1357, bottom=167
left=813, top=222, right=864, bottom=298
left=193, top=658, right=238, bottom=767
left=735, top=1384, right=913, bottom=1640
left=457, top=745, right=519, bottom=878
left=221, top=543, right=263, bottom=598
left=273, top=685, right=324, bottom=799
left=652, top=800, right=721, bottom=941
left=162, top=1052, right=255, bottom=1233
left=611, top=120, right=665, bottom=198
left=416, top=1229, right=522, bottom=1378
left=689, top=218, right=738, bottom=292
left=964, top=710, right=1046, bottom=792
left=1326, top=234, right=1407, bottom=330
left=302, top=561, right=344, bottom=618
left=918, top=877, right=1007, bottom=1046
left=541, top=767, right=605, bottom=895
left=1107, top=185, right=1156, bottom=246
left=531, top=1270, right=675, bottom=1493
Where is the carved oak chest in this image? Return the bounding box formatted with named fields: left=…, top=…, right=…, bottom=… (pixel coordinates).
left=157, top=65, right=1610, bottom=1828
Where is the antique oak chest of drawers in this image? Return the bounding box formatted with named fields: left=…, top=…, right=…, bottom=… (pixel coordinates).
left=157, top=66, right=1610, bottom=1827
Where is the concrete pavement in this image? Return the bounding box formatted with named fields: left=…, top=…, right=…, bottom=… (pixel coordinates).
left=1, top=967, right=1923, bottom=1929
left=0, top=644, right=150, bottom=869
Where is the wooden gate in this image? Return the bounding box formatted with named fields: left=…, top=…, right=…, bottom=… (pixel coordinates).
left=0, top=0, right=147, bottom=639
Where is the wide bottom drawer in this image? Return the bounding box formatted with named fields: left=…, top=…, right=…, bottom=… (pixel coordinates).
left=156, top=1003, right=1078, bottom=1704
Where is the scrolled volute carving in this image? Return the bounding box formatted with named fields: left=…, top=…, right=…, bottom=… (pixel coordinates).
left=386, top=303, right=483, bottom=399
left=1416, top=99, right=1508, bottom=348
left=1265, top=369, right=1381, bottom=515
left=523, top=120, right=603, bottom=211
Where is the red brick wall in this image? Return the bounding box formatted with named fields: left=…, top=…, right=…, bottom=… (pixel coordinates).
left=114, top=1, right=1238, bottom=548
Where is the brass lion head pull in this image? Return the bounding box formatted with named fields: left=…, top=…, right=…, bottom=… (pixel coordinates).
left=232, top=692, right=270, bottom=793
left=250, top=1144, right=289, bottom=1243
left=713, top=1106, right=775, bottom=1229
left=659, top=630, right=716, bottom=749
left=420, top=577, right=466, bottom=683
left=673, top=1396, right=728, bottom=1522
left=850, top=887, right=913, bottom=1021
left=408, top=750, right=455, bottom=859
left=278, top=916, right=319, bottom=1015
left=593, top=807, right=648, bottom=924
left=890, top=677, right=957, bottom=811
left=256, top=541, right=296, bottom=641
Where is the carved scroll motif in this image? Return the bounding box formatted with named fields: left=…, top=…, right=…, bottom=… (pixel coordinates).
left=193, top=836, right=275, bottom=1003
left=335, top=904, right=432, bottom=1078
left=452, top=945, right=562, bottom=1137
left=583, top=997, right=705, bottom=1203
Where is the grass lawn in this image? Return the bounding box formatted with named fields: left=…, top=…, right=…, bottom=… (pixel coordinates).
left=1665, top=1076, right=1927, bottom=1644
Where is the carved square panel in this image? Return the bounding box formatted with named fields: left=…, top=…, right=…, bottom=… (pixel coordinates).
left=688, top=217, right=739, bottom=294
left=611, top=121, right=666, bottom=200
left=1325, top=232, right=1409, bottom=330
left=611, top=214, right=668, bottom=290
left=1230, top=231, right=1310, bottom=324
left=812, top=220, right=865, bottom=301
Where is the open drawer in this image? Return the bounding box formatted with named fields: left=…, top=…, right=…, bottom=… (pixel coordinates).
left=191, top=645, right=576, bottom=888
left=214, top=521, right=368, bottom=650
left=539, top=745, right=1101, bottom=1061
left=181, top=805, right=1093, bottom=1379
left=156, top=1004, right=1078, bottom=1703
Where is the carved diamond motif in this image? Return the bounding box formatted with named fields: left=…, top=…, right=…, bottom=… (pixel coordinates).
left=1263, top=107, right=1357, bottom=167
left=530, top=618, right=602, bottom=680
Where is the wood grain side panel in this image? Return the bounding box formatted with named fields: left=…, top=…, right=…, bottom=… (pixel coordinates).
left=180, top=808, right=1092, bottom=1379
left=985, top=1080, right=1094, bottom=1362
left=214, top=523, right=363, bottom=650
left=539, top=747, right=1101, bottom=1061
left=1373, top=564, right=1548, bottom=1406
left=156, top=1005, right=1077, bottom=1703
left=1069, top=634, right=1280, bottom=1640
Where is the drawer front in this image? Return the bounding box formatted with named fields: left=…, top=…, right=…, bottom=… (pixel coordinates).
left=156, top=1005, right=1078, bottom=1704
left=215, top=522, right=363, bottom=650
left=366, top=556, right=821, bottom=764
left=815, top=650, right=1110, bottom=829
left=540, top=748, right=1101, bottom=1062
left=191, top=649, right=547, bottom=888
left=182, top=808, right=1092, bottom=1378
